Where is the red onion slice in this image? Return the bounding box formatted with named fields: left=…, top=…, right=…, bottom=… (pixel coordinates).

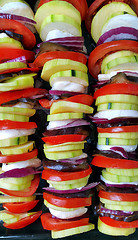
left=0, top=13, right=36, bottom=24
left=50, top=119, right=91, bottom=130
left=89, top=116, right=138, bottom=125
left=0, top=168, right=41, bottom=178
left=43, top=182, right=99, bottom=194
left=97, top=27, right=138, bottom=46
left=4, top=56, right=27, bottom=64
left=37, top=36, right=84, bottom=48
left=49, top=90, right=81, bottom=96
left=100, top=207, right=136, bottom=216
left=110, top=147, right=129, bottom=159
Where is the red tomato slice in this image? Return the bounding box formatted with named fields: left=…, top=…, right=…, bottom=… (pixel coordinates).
left=92, top=155, right=138, bottom=169
left=99, top=190, right=138, bottom=202
left=88, top=40, right=138, bottom=79
left=43, top=192, right=92, bottom=208
left=3, top=211, right=42, bottom=229
left=3, top=200, right=39, bottom=213
left=65, top=94, right=94, bottom=105
left=0, top=88, right=46, bottom=105
left=0, top=67, right=39, bottom=75
left=41, top=212, right=89, bottom=230
left=42, top=166, right=92, bottom=181
left=94, top=83, right=138, bottom=99
left=99, top=216, right=138, bottom=228
left=0, top=48, right=35, bottom=63
left=97, top=125, right=138, bottom=133
left=0, top=120, right=37, bottom=130
left=37, top=0, right=88, bottom=20
left=39, top=94, right=93, bottom=109
left=0, top=175, right=40, bottom=197
left=42, top=134, right=87, bottom=145
left=85, top=0, right=138, bottom=33
left=0, top=149, right=38, bottom=164
left=0, top=19, right=36, bottom=49
left=32, top=51, right=87, bottom=68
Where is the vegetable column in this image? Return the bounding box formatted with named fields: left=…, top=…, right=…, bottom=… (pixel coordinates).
left=0, top=0, right=44, bottom=229
left=86, top=0, right=138, bottom=237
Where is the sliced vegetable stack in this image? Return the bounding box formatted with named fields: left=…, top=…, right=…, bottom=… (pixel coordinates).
left=0, top=0, right=43, bottom=229
left=86, top=0, right=138, bottom=236
left=37, top=49, right=97, bottom=238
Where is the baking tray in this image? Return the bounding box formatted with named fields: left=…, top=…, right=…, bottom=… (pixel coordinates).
left=0, top=0, right=137, bottom=239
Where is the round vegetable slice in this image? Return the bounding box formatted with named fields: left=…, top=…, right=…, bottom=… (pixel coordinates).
left=99, top=190, right=138, bottom=201
left=0, top=120, right=37, bottom=130
left=94, top=83, right=138, bottom=99
left=37, top=0, right=88, bottom=20
left=0, top=174, right=40, bottom=197
left=43, top=192, right=92, bottom=208
left=0, top=48, right=35, bottom=64
left=99, top=216, right=138, bottom=228
left=42, top=166, right=92, bottom=181
left=41, top=212, right=89, bottom=230
left=32, top=51, right=87, bottom=68
left=97, top=125, right=138, bottom=133
left=3, top=200, right=39, bottom=213
left=3, top=211, right=42, bottom=229
left=0, top=149, right=38, bottom=163
left=88, top=40, right=138, bottom=79
left=92, top=155, right=138, bottom=169
left=42, top=134, right=87, bottom=145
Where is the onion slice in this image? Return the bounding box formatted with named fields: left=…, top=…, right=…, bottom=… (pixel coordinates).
left=0, top=13, right=36, bottom=24
left=43, top=182, right=99, bottom=194
left=0, top=167, right=41, bottom=178
left=101, top=176, right=138, bottom=188
left=97, top=27, right=138, bottom=46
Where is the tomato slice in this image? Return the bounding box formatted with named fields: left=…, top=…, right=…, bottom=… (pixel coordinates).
left=97, top=125, right=138, bottom=133
left=0, top=67, right=39, bottom=75
left=0, top=19, right=36, bottom=49
left=92, top=155, right=138, bottom=169
left=0, top=88, right=46, bottom=105
left=94, top=83, right=138, bottom=99
left=42, top=166, right=92, bottom=181
left=42, top=134, right=87, bottom=145
left=32, top=51, right=87, bottom=68
left=0, top=48, right=35, bottom=63
left=65, top=94, right=94, bottom=105
left=99, top=190, right=138, bottom=202
left=3, top=200, right=39, bottom=213
left=0, top=149, right=38, bottom=164
left=41, top=212, right=89, bottom=230
left=0, top=174, right=40, bottom=197
left=3, top=211, right=42, bottom=229
left=99, top=216, right=138, bottom=228
left=85, top=0, right=138, bottom=33
left=37, top=0, right=88, bottom=20
left=39, top=94, right=93, bottom=109
left=88, top=40, right=138, bottom=79
left=0, top=120, right=37, bottom=130
left=43, top=192, right=92, bottom=208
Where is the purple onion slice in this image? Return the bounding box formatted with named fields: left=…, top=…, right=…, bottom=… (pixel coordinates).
left=97, top=27, right=138, bottom=46
left=43, top=182, right=99, bottom=194
left=0, top=168, right=41, bottom=178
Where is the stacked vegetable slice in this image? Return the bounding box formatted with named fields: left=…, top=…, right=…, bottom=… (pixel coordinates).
left=34, top=0, right=88, bottom=42
left=86, top=0, right=138, bottom=236
left=34, top=47, right=97, bottom=237
left=0, top=0, right=44, bottom=229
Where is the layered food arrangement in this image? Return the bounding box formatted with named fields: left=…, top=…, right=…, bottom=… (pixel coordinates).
left=0, top=0, right=137, bottom=239
left=33, top=0, right=97, bottom=238
left=86, top=0, right=138, bottom=237
left=0, top=0, right=45, bottom=230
